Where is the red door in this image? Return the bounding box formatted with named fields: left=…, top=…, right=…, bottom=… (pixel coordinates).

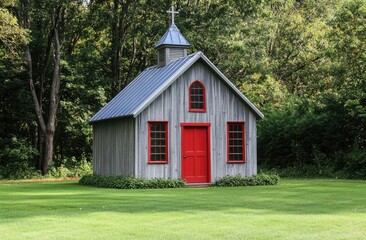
left=181, top=125, right=210, bottom=183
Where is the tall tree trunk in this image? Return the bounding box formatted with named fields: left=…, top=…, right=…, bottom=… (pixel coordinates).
left=41, top=25, right=61, bottom=174
left=23, top=0, right=62, bottom=175
left=42, top=23, right=61, bottom=174
left=26, top=46, right=48, bottom=174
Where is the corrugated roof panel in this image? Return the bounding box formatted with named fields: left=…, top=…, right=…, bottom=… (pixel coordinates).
left=89, top=53, right=196, bottom=123
left=154, top=23, right=190, bottom=49
left=90, top=51, right=264, bottom=123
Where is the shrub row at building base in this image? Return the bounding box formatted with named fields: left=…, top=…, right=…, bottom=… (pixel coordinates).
left=79, top=173, right=279, bottom=189
left=212, top=173, right=280, bottom=187
left=79, top=175, right=186, bottom=189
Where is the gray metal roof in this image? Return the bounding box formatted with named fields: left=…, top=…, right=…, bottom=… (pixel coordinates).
left=89, top=53, right=196, bottom=123
left=154, top=23, right=190, bottom=49
left=89, top=52, right=264, bottom=123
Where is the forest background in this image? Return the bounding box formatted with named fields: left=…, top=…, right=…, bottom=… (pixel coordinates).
left=0, top=0, right=365, bottom=179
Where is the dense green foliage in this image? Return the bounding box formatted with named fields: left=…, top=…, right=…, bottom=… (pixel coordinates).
left=259, top=95, right=366, bottom=179
left=1, top=180, right=366, bottom=239
left=213, top=173, right=279, bottom=187
left=46, top=159, right=92, bottom=178
left=79, top=175, right=186, bottom=189
left=0, top=0, right=365, bottom=178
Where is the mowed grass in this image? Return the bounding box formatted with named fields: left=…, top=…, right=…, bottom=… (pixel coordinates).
left=0, top=179, right=365, bottom=240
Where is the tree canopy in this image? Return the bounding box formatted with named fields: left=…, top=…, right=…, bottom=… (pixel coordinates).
left=0, top=0, right=365, bottom=178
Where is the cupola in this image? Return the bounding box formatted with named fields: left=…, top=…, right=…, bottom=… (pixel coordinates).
left=155, top=7, right=190, bottom=67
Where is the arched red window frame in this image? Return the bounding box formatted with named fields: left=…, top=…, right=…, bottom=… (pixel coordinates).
left=188, top=80, right=206, bottom=112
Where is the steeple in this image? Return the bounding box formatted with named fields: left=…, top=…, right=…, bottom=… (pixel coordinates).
left=155, top=7, right=190, bottom=67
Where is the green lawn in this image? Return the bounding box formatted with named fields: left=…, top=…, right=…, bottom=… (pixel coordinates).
left=0, top=179, right=365, bottom=240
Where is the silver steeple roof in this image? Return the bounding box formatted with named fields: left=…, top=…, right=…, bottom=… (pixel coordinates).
left=154, top=23, right=190, bottom=49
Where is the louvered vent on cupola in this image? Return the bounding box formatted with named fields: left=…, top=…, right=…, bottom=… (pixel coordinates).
left=154, top=7, right=190, bottom=67
left=157, top=47, right=187, bottom=67
left=158, top=49, right=166, bottom=66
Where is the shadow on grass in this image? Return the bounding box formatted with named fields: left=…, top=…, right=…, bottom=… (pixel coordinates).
left=0, top=180, right=365, bottom=219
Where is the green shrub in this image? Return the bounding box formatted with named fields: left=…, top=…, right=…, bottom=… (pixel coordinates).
left=213, top=173, right=280, bottom=187
left=47, top=158, right=92, bottom=178
left=0, top=136, right=40, bottom=179
left=79, top=175, right=186, bottom=189
left=259, top=165, right=353, bottom=179
left=47, top=165, right=72, bottom=178
left=260, top=165, right=333, bottom=178
left=258, top=94, right=366, bottom=179
left=344, top=144, right=366, bottom=179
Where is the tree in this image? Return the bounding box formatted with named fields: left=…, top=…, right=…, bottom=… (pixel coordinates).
left=17, top=0, right=95, bottom=174
left=1, top=0, right=365, bottom=178
left=22, top=0, right=61, bottom=174
left=0, top=3, right=27, bottom=59
left=327, top=0, right=366, bottom=148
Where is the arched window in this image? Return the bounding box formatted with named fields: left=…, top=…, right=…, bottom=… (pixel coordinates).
left=189, top=81, right=206, bottom=112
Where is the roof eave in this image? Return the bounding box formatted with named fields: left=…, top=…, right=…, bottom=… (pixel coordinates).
left=89, top=114, right=135, bottom=124
left=154, top=44, right=190, bottom=50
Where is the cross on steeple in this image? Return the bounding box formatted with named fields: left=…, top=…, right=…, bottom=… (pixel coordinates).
left=167, top=6, right=179, bottom=24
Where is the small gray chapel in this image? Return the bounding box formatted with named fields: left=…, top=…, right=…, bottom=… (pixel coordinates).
left=89, top=8, right=264, bottom=184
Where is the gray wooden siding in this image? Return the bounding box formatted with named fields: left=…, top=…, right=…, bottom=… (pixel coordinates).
left=136, top=60, right=258, bottom=181
left=93, top=117, right=135, bottom=176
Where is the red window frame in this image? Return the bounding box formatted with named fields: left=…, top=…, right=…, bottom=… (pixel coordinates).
left=148, top=121, right=168, bottom=164
left=227, top=122, right=246, bottom=163
left=189, top=80, right=206, bottom=112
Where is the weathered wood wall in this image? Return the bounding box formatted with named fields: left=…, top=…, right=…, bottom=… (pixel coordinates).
left=136, top=59, right=258, bottom=181
left=92, top=117, right=135, bottom=176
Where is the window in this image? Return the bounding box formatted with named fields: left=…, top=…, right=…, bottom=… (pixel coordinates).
left=227, top=122, right=245, bottom=163
left=148, top=121, right=168, bottom=164
left=189, top=81, right=206, bottom=112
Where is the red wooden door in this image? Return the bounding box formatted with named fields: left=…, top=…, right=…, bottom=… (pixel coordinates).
left=182, top=126, right=210, bottom=183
